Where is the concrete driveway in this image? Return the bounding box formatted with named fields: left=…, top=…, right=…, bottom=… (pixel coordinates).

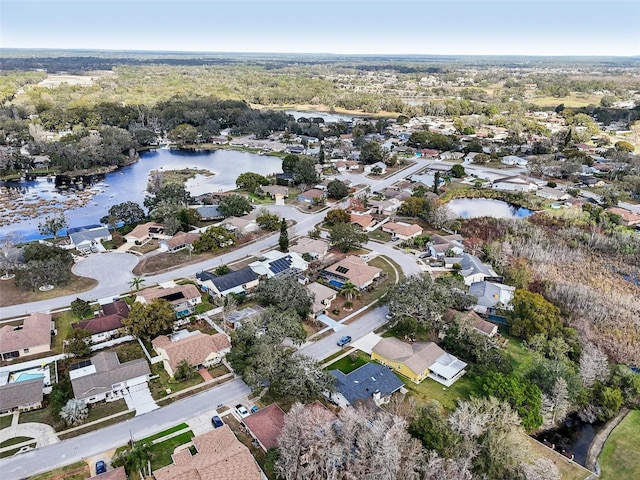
left=72, top=252, right=139, bottom=290
left=352, top=332, right=383, bottom=354
left=0, top=422, right=59, bottom=448
left=123, top=383, right=158, bottom=416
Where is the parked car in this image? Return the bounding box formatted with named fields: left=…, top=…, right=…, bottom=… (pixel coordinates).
left=250, top=405, right=259, bottom=414
left=211, top=415, right=224, bottom=428
left=96, top=461, right=107, bottom=475
left=385, top=312, right=395, bottom=320
left=235, top=404, right=249, bottom=418
left=337, top=335, right=352, bottom=347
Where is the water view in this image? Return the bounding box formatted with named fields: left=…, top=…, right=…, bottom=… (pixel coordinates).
left=0, top=148, right=282, bottom=240
left=447, top=198, right=534, bottom=219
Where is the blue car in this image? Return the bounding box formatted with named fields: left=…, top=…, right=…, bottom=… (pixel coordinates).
left=96, top=460, right=107, bottom=475
left=211, top=415, right=224, bottom=428
left=337, top=335, right=352, bottom=347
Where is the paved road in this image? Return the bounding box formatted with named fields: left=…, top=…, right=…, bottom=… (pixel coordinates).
left=299, top=304, right=390, bottom=360
left=0, top=377, right=251, bottom=480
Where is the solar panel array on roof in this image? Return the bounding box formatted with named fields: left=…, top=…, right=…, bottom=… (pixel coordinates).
left=163, top=292, right=186, bottom=302
left=269, top=256, right=293, bottom=275
left=336, top=266, right=350, bottom=274
left=69, top=359, right=92, bottom=371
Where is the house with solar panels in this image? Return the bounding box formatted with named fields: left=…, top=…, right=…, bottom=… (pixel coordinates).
left=249, top=250, right=308, bottom=280
left=195, top=267, right=260, bottom=299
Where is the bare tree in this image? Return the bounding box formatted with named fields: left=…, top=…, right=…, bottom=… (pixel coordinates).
left=541, top=377, right=570, bottom=428
left=579, top=342, right=610, bottom=388
left=519, top=458, right=560, bottom=480
left=0, top=231, right=23, bottom=279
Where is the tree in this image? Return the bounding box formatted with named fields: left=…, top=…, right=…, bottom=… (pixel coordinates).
left=129, top=276, right=146, bottom=292
left=65, top=328, right=92, bottom=358
left=123, top=299, right=175, bottom=338
left=218, top=194, right=252, bottom=218
left=325, top=208, right=350, bottom=225
left=144, top=183, right=191, bottom=212
left=70, top=298, right=92, bottom=318
left=508, top=289, right=563, bottom=340
left=293, top=157, right=319, bottom=185
left=174, top=360, right=196, bottom=381
left=360, top=140, right=384, bottom=164
left=450, top=164, right=466, bottom=178
left=256, top=208, right=280, bottom=231
left=433, top=171, right=441, bottom=194
left=0, top=231, right=23, bottom=279
left=480, top=372, right=543, bottom=431
left=279, top=218, right=289, bottom=251
left=540, top=377, right=570, bottom=428
left=282, top=154, right=299, bottom=173
left=326, top=179, right=349, bottom=199
left=254, top=277, right=313, bottom=317
left=168, top=123, right=199, bottom=145
left=614, top=140, right=634, bottom=153
left=59, top=398, right=89, bottom=426
left=215, top=264, right=231, bottom=276
left=410, top=400, right=458, bottom=456
left=176, top=208, right=201, bottom=231
left=106, top=201, right=146, bottom=225
left=328, top=222, right=368, bottom=252
left=38, top=213, right=68, bottom=238
left=193, top=226, right=235, bottom=253
left=236, top=172, right=270, bottom=193
left=399, top=196, right=429, bottom=217
left=579, top=342, right=610, bottom=388
left=339, top=281, right=359, bottom=302
left=14, top=243, right=73, bottom=291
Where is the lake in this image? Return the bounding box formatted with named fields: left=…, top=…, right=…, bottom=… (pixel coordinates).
left=0, top=148, right=282, bottom=240
left=447, top=198, right=534, bottom=219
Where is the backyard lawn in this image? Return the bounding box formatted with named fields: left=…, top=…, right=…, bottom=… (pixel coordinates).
left=325, top=351, right=370, bottom=374
left=403, top=374, right=482, bottom=411
left=599, top=409, right=640, bottom=480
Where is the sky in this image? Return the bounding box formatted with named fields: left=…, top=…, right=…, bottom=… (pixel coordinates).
left=1, top=0, right=638, bottom=57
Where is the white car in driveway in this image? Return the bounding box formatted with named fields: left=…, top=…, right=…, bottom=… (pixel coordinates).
left=235, top=404, right=249, bottom=418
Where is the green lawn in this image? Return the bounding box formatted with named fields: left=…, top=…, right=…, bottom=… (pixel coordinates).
left=138, top=423, right=189, bottom=444
left=500, top=330, right=535, bottom=374
left=0, top=415, right=13, bottom=429
left=52, top=310, right=85, bottom=352
left=19, top=407, right=61, bottom=430
left=368, top=229, right=392, bottom=243
left=403, top=374, right=482, bottom=411
left=148, top=431, right=195, bottom=471
left=369, top=255, right=405, bottom=283
left=325, top=351, right=370, bottom=374
left=149, top=363, right=204, bottom=400
left=599, top=409, right=640, bottom=480
left=0, top=436, right=34, bottom=447
left=85, top=399, right=129, bottom=423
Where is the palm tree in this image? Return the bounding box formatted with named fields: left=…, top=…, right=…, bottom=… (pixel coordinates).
left=339, top=281, right=359, bottom=302
left=128, top=442, right=153, bottom=478
left=60, top=398, right=89, bottom=426
left=129, top=276, right=145, bottom=292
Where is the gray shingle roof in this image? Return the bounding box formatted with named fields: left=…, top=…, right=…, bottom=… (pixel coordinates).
left=198, top=267, right=258, bottom=293
left=0, top=378, right=43, bottom=411
left=330, top=362, right=403, bottom=405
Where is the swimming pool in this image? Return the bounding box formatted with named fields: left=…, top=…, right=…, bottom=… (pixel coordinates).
left=328, top=279, right=344, bottom=288
left=15, top=372, right=44, bottom=383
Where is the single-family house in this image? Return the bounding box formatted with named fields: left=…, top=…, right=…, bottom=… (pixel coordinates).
left=606, top=207, right=640, bottom=226
left=350, top=213, right=377, bottom=231
left=334, top=160, right=360, bottom=172
left=536, top=187, right=571, bottom=201
left=364, top=161, right=387, bottom=174
left=249, top=250, right=308, bottom=279
left=371, top=337, right=467, bottom=386
left=306, top=282, right=337, bottom=316
left=68, top=225, right=112, bottom=252
left=0, top=313, right=52, bottom=361
left=218, top=216, right=260, bottom=236
left=241, top=403, right=286, bottom=451
left=491, top=175, right=538, bottom=193
left=579, top=175, right=605, bottom=188
left=72, top=300, right=129, bottom=344
left=468, top=281, right=516, bottom=314
left=320, top=256, right=383, bottom=290
left=70, top=351, right=151, bottom=404
left=224, top=306, right=264, bottom=330
left=329, top=362, right=404, bottom=408
left=159, top=232, right=201, bottom=253
left=135, top=284, right=202, bottom=317
left=257, top=185, right=289, bottom=200
left=0, top=379, right=44, bottom=413
left=429, top=234, right=465, bottom=258
left=289, top=237, right=329, bottom=259
left=457, top=253, right=498, bottom=286
left=124, top=222, right=169, bottom=243
left=153, top=426, right=263, bottom=480
left=297, top=188, right=326, bottom=204
left=367, top=198, right=402, bottom=216
left=196, top=267, right=259, bottom=298
left=501, top=155, right=528, bottom=166
left=193, top=205, right=224, bottom=221
left=152, top=330, right=230, bottom=377
left=443, top=309, right=498, bottom=337
left=382, top=222, right=423, bottom=241
left=410, top=172, right=446, bottom=188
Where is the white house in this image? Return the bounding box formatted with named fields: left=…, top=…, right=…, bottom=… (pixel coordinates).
left=536, top=187, right=571, bottom=201
left=501, top=155, right=528, bottom=166
left=382, top=222, right=423, bottom=241
left=364, top=162, right=387, bottom=174
left=468, top=281, right=516, bottom=314
left=67, top=225, right=112, bottom=252
left=491, top=175, right=538, bottom=193
left=195, top=267, right=260, bottom=298
left=457, top=253, right=498, bottom=286
left=249, top=250, right=308, bottom=279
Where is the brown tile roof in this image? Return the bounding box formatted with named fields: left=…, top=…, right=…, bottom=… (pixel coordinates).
left=152, top=332, right=230, bottom=373
left=137, top=284, right=201, bottom=304
left=102, top=300, right=129, bottom=317
left=126, top=222, right=164, bottom=240
left=72, top=315, right=125, bottom=335
left=299, top=188, right=325, bottom=199
left=350, top=213, right=375, bottom=229
left=242, top=403, right=286, bottom=450
left=443, top=309, right=497, bottom=336
left=0, top=313, right=51, bottom=355
left=382, top=222, right=422, bottom=237
left=372, top=337, right=445, bottom=375
left=153, top=426, right=262, bottom=480
left=88, top=466, right=127, bottom=480
left=70, top=351, right=150, bottom=401
left=607, top=207, right=640, bottom=225
left=0, top=378, right=43, bottom=411
left=164, top=232, right=201, bottom=250
left=323, top=256, right=382, bottom=289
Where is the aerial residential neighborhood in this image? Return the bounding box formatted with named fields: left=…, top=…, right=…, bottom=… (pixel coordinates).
left=1, top=2, right=639, bottom=479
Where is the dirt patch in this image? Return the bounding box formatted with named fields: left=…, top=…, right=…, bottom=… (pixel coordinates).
left=0, top=274, right=97, bottom=308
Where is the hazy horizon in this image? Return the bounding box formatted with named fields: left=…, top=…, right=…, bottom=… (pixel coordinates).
left=1, top=0, right=638, bottom=57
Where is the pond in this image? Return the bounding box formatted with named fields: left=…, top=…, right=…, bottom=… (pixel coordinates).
left=447, top=198, right=534, bottom=219
left=534, top=415, right=605, bottom=467
left=0, top=148, right=282, bottom=241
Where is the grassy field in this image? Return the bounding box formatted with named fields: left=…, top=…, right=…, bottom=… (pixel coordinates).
left=325, top=351, right=370, bottom=374
left=403, top=373, right=482, bottom=411
left=0, top=274, right=97, bottom=307
left=599, top=409, right=640, bottom=480
left=368, top=229, right=392, bottom=243
left=528, top=93, right=602, bottom=108
left=138, top=423, right=189, bottom=444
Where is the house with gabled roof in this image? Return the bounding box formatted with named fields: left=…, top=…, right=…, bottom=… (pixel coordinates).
left=457, top=253, right=498, bottom=286
left=306, top=282, right=337, bottom=316
left=67, top=224, right=112, bottom=252
left=320, top=256, right=382, bottom=290
left=135, top=284, right=201, bottom=317
left=0, top=313, right=52, bottom=361
left=249, top=250, right=308, bottom=279
left=382, top=222, right=423, bottom=240
left=350, top=213, right=377, bottom=231
left=152, top=330, right=230, bottom=377
left=72, top=300, right=129, bottom=344
left=371, top=337, right=467, bottom=386
left=491, top=175, right=538, bottom=192
left=159, top=232, right=201, bottom=253
left=70, top=351, right=151, bottom=404
left=153, top=425, right=263, bottom=480
left=329, top=362, right=404, bottom=408
left=241, top=403, right=286, bottom=451
left=0, top=379, right=43, bottom=413
left=443, top=309, right=498, bottom=337
left=196, top=267, right=259, bottom=298
left=468, top=281, right=515, bottom=314
left=124, top=222, right=169, bottom=243
left=289, top=237, right=329, bottom=259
